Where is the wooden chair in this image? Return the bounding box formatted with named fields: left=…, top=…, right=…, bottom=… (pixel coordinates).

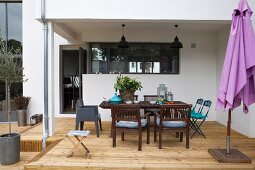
left=111, top=104, right=150, bottom=151
left=143, top=95, right=159, bottom=136
left=143, top=95, right=158, bottom=102
left=154, top=104, right=192, bottom=149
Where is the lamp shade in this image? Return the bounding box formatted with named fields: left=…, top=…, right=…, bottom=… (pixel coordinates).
left=170, top=36, right=183, bottom=48
left=117, top=24, right=129, bottom=48
left=118, top=35, right=129, bottom=48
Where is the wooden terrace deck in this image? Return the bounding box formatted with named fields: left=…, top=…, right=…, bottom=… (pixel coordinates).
left=20, top=118, right=255, bottom=170
left=1, top=118, right=255, bottom=169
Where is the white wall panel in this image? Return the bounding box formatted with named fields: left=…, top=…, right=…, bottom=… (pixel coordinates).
left=82, top=32, right=217, bottom=121
left=34, top=0, right=254, bottom=21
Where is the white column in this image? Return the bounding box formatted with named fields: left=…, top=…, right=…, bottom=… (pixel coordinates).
left=48, top=21, right=55, bottom=136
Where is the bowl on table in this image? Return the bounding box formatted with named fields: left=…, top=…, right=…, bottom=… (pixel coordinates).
left=126, top=101, right=133, bottom=104
left=149, top=101, right=156, bottom=104
left=134, top=101, right=139, bottom=104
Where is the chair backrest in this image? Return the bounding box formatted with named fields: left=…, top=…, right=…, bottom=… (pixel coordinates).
left=76, top=105, right=99, bottom=121
left=193, top=98, right=203, bottom=112
left=200, top=100, right=212, bottom=116
left=111, top=104, right=141, bottom=124
left=143, top=95, right=158, bottom=101
left=76, top=99, right=84, bottom=108
left=134, top=95, right=138, bottom=101
left=159, top=104, right=192, bottom=123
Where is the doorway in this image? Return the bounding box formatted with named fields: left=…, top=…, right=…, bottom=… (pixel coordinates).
left=60, top=47, right=87, bottom=114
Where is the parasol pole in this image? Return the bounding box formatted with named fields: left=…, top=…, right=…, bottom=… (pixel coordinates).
left=226, top=109, right=231, bottom=154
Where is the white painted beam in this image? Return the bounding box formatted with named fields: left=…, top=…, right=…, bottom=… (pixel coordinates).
left=54, top=23, right=78, bottom=42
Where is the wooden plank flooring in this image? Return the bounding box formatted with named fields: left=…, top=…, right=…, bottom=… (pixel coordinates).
left=0, top=122, right=32, bottom=135
left=0, top=152, right=39, bottom=170
left=24, top=118, right=255, bottom=170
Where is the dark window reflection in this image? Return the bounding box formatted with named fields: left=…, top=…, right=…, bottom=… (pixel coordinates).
left=7, top=3, right=22, bottom=54
left=91, top=44, right=108, bottom=73
left=90, top=43, right=180, bottom=74
left=0, top=3, right=6, bottom=39
left=0, top=2, right=22, bottom=104
left=109, top=48, right=126, bottom=73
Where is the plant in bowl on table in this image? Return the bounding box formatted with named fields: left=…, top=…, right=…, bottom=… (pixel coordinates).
left=114, top=76, right=142, bottom=102
left=156, top=97, right=167, bottom=104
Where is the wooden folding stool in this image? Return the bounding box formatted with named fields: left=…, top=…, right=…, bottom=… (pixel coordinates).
left=65, top=130, right=90, bottom=158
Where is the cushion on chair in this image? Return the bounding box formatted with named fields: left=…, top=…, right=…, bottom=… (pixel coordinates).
left=191, top=111, right=207, bottom=119
left=146, top=108, right=160, bottom=113
left=68, top=130, right=90, bottom=137
left=116, top=119, right=147, bottom=128
left=156, top=117, right=186, bottom=128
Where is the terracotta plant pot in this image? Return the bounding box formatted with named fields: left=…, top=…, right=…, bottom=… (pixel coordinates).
left=119, top=90, right=135, bottom=102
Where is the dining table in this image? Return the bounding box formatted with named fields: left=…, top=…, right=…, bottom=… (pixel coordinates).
left=99, top=101, right=188, bottom=109
left=99, top=100, right=191, bottom=139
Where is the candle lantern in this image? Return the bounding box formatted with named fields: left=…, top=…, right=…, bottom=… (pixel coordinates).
left=157, top=84, right=168, bottom=99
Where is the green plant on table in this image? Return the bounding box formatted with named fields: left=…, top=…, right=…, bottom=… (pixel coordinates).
left=114, top=76, right=143, bottom=92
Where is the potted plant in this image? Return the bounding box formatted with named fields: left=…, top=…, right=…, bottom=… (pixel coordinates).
left=114, top=76, right=142, bottom=102
left=0, top=34, right=26, bottom=165
left=14, top=96, right=31, bottom=126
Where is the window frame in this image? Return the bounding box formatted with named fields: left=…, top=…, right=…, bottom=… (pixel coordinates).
left=0, top=1, right=23, bottom=102
left=89, top=42, right=180, bottom=75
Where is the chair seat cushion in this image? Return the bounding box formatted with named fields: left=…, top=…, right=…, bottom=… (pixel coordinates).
left=146, top=108, right=160, bottom=113
left=191, top=111, right=207, bottom=119
left=68, top=130, right=90, bottom=137
left=116, top=119, right=147, bottom=128
left=156, top=117, right=186, bottom=128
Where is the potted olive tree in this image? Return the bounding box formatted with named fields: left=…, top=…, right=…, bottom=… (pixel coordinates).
left=114, top=76, right=142, bottom=102
left=14, top=96, right=31, bottom=126
left=0, top=35, right=26, bottom=165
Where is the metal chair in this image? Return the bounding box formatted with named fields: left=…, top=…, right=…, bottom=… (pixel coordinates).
left=190, top=98, right=203, bottom=130
left=154, top=104, right=192, bottom=149
left=190, top=100, right=212, bottom=139
left=75, top=99, right=102, bottom=137
left=111, top=104, right=150, bottom=151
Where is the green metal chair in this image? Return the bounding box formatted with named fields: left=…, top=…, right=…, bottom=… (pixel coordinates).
left=190, top=98, right=203, bottom=130
left=190, top=100, right=211, bottom=139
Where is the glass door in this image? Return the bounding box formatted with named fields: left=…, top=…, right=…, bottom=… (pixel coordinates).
left=61, top=47, right=87, bottom=114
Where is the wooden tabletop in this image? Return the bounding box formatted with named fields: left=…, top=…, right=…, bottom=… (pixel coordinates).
left=99, top=101, right=188, bottom=109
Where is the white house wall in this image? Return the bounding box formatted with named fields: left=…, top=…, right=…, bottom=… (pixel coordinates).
left=24, top=0, right=255, bottom=137
left=35, top=0, right=254, bottom=21
left=82, top=31, right=217, bottom=121
left=23, top=0, right=69, bottom=123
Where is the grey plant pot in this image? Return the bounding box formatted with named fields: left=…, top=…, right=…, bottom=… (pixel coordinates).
left=17, top=109, right=27, bottom=126
left=0, top=133, right=20, bottom=165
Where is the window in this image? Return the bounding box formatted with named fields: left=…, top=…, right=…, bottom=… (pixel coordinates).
left=90, top=43, right=180, bottom=74
left=0, top=2, right=22, bottom=101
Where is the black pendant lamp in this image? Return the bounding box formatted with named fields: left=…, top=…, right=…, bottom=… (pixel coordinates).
left=170, top=25, right=183, bottom=48
left=118, top=24, right=129, bottom=48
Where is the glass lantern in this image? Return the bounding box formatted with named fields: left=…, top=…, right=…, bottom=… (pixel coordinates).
left=157, top=84, right=168, bottom=99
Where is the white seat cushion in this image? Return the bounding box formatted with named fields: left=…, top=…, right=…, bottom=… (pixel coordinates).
left=116, top=119, right=147, bottom=128
left=156, top=117, right=186, bottom=128
left=68, top=130, right=90, bottom=137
